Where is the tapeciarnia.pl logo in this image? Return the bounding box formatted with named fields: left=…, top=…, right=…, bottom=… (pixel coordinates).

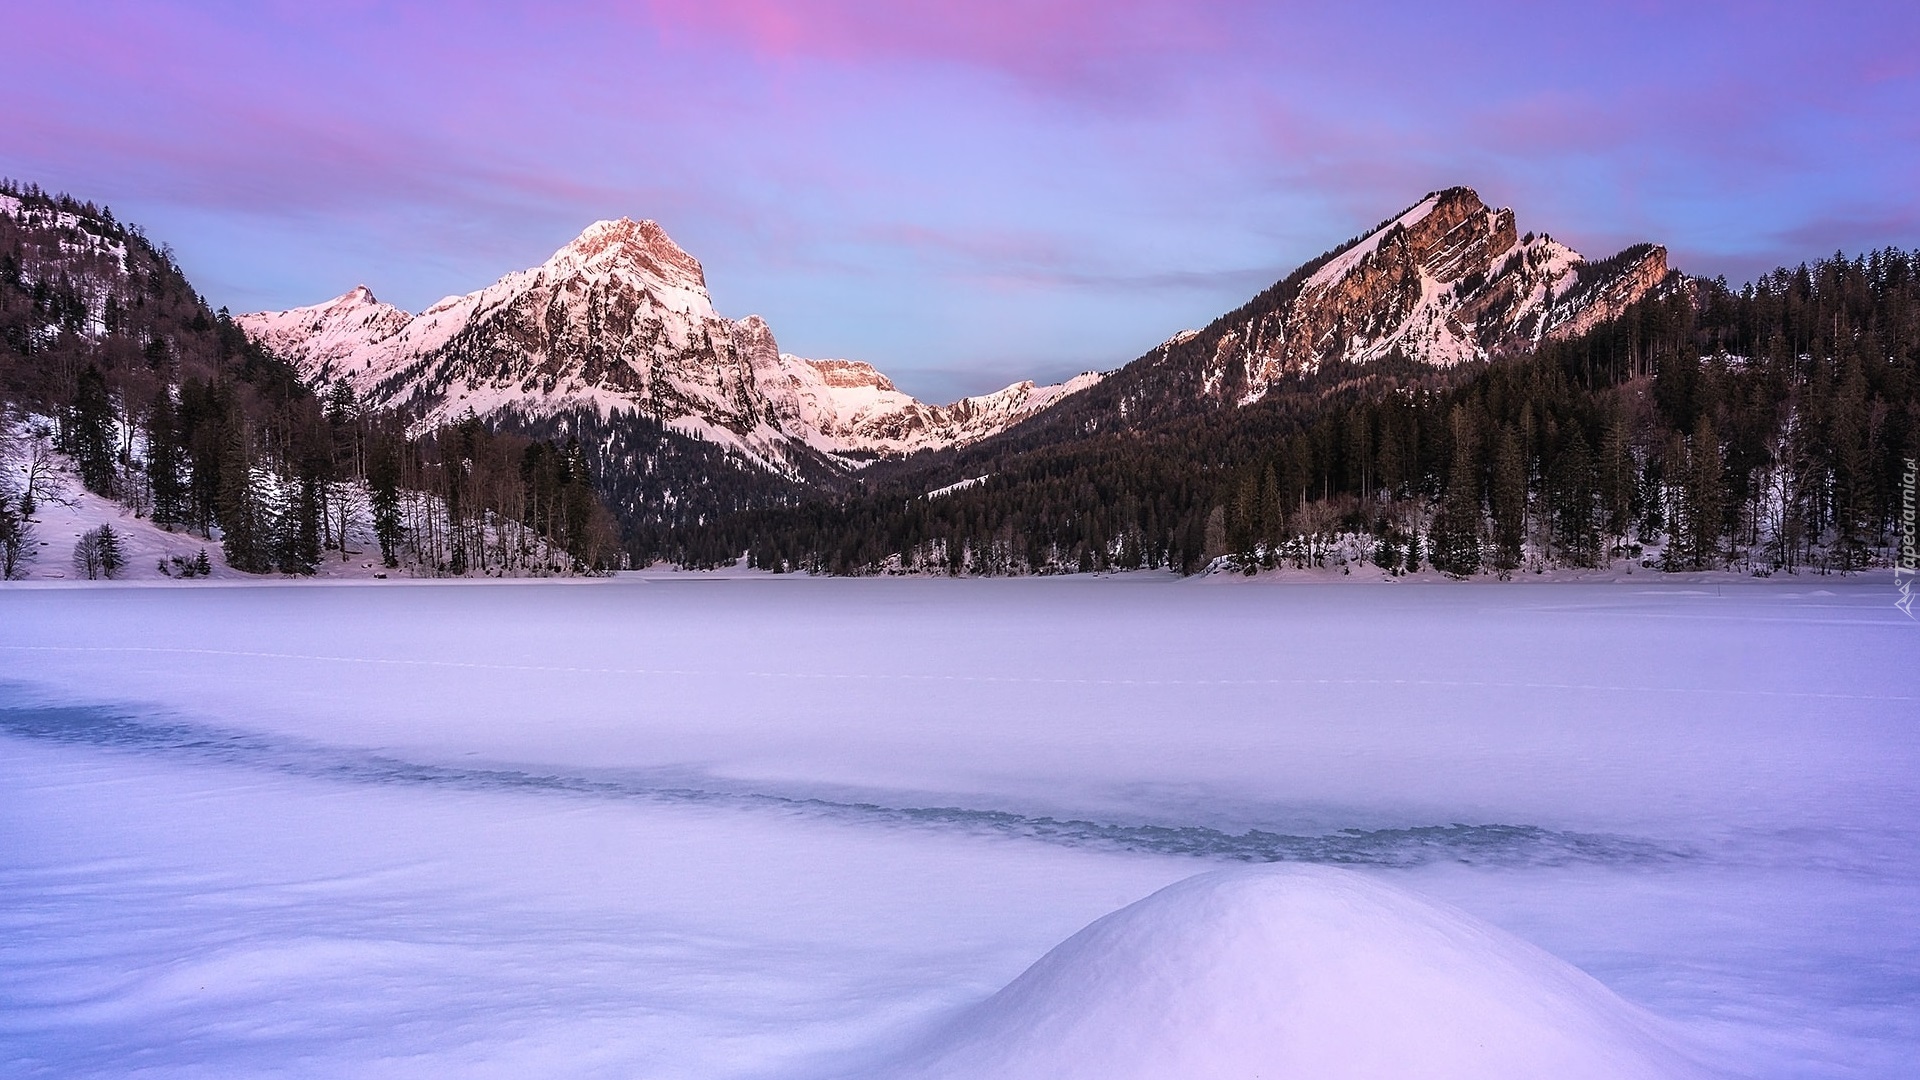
left=1897, top=457, right=1916, bottom=618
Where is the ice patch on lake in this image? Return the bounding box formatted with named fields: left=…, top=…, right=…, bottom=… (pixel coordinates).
left=870, top=864, right=1718, bottom=1080
left=0, top=700, right=1684, bottom=869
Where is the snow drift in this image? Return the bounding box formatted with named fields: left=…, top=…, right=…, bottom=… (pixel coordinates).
left=869, top=864, right=1717, bottom=1080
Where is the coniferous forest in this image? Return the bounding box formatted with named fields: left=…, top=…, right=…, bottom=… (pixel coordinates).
left=662, top=254, right=1919, bottom=578
left=0, top=180, right=621, bottom=577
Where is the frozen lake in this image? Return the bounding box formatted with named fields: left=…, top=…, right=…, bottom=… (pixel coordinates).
left=2, top=577, right=1915, bottom=1077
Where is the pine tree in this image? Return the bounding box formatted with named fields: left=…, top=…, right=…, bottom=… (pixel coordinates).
left=1551, top=428, right=1601, bottom=567
left=368, top=441, right=403, bottom=568
left=1372, top=531, right=1403, bottom=573
left=1828, top=362, right=1875, bottom=571
left=1488, top=425, right=1527, bottom=574
left=1676, top=419, right=1727, bottom=570
left=1258, top=464, right=1282, bottom=558
left=443, top=431, right=469, bottom=575
left=324, top=380, right=359, bottom=426
left=95, top=523, right=123, bottom=578
left=281, top=469, right=321, bottom=575
left=216, top=408, right=265, bottom=572
left=1599, top=407, right=1635, bottom=556
left=65, top=366, right=118, bottom=496
left=1429, top=407, right=1483, bottom=578
left=1637, top=454, right=1665, bottom=543
left=1227, top=469, right=1257, bottom=559
left=146, top=389, right=187, bottom=527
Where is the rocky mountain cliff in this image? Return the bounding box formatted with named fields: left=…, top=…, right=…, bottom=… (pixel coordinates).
left=240, top=219, right=1100, bottom=475
left=1222, top=186, right=1677, bottom=402
left=1010, top=187, right=1681, bottom=442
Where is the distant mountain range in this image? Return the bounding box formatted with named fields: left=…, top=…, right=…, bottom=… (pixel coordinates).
left=238, top=218, right=1101, bottom=475
left=243, top=187, right=1673, bottom=482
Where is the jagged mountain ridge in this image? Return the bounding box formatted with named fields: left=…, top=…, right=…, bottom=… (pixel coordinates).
left=987, top=186, right=1680, bottom=447
left=239, top=219, right=1102, bottom=474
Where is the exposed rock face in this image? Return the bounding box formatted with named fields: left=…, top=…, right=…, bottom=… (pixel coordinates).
left=1543, top=244, right=1674, bottom=342
left=238, top=219, right=1102, bottom=473
left=1213, top=187, right=1678, bottom=404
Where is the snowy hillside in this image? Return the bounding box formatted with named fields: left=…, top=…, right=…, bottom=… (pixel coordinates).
left=238, top=220, right=1103, bottom=473
left=1, top=411, right=582, bottom=581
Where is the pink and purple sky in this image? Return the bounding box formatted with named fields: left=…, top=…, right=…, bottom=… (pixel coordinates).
left=8, top=1, right=1917, bottom=399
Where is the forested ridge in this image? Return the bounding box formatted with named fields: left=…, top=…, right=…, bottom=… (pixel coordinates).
left=663, top=251, right=1919, bottom=578
left=0, top=180, right=620, bottom=578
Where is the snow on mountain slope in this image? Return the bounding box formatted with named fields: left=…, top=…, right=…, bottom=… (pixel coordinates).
left=1220, top=187, right=1677, bottom=404
left=769, top=358, right=1104, bottom=457
left=238, top=285, right=412, bottom=381
left=874, top=864, right=1716, bottom=1080
left=238, top=220, right=1101, bottom=472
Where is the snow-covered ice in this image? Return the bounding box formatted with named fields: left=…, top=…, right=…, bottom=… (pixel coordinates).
left=1, top=577, right=1915, bottom=1078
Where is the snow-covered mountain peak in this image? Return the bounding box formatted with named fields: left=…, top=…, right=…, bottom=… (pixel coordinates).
left=239, top=219, right=1104, bottom=473
left=544, top=217, right=707, bottom=290
left=240, top=284, right=413, bottom=382
left=313, top=284, right=403, bottom=321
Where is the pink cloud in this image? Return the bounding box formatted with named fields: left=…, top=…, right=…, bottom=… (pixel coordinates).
left=635, top=0, right=1251, bottom=98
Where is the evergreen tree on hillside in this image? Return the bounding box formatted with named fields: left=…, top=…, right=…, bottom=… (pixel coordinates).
left=216, top=407, right=268, bottom=572
left=1686, top=418, right=1727, bottom=570
left=64, top=365, right=118, bottom=496
left=368, top=440, right=403, bottom=568
left=1827, top=362, right=1876, bottom=571
left=146, top=389, right=187, bottom=527
left=1429, top=407, right=1483, bottom=578
left=1488, top=425, right=1527, bottom=575
left=1551, top=428, right=1601, bottom=567
left=95, top=523, right=122, bottom=578
left=282, top=469, right=321, bottom=575
left=1598, top=408, right=1635, bottom=556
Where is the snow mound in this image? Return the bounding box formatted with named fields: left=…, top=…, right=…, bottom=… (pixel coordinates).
left=870, top=865, right=1716, bottom=1080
